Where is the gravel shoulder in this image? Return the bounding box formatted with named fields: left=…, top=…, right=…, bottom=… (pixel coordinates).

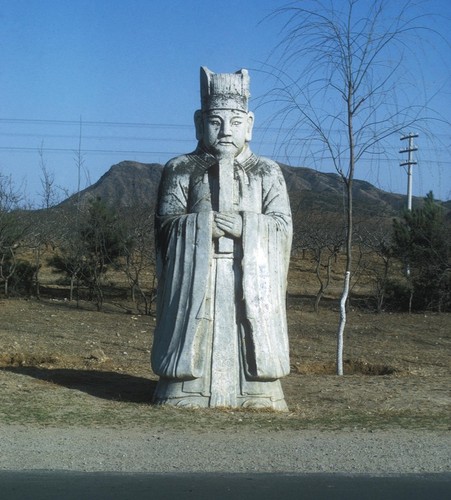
left=1, top=426, right=449, bottom=474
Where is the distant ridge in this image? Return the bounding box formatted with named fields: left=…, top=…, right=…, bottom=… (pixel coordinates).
left=278, top=163, right=407, bottom=216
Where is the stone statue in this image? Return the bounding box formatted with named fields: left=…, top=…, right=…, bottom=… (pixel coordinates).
left=151, top=67, right=292, bottom=410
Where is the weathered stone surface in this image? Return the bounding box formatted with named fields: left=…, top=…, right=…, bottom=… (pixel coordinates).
left=151, top=67, right=292, bottom=410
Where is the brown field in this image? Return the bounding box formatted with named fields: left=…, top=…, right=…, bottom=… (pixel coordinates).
left=0, top=277, right=449, bottom=431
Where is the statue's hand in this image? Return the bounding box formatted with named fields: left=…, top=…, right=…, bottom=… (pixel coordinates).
left=212, top=223, right=225, bottom=239
left=210, top=211, right=225, bottom=239
left=215, top=212, right=242, bottom=238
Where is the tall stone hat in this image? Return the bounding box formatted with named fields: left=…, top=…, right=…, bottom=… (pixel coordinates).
left=200, top=66, right=250, bottom=112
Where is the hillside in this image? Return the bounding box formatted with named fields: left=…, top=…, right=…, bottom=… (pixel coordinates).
left=58, top=160, right=412, bottom=217
left=60, top=161, right=163, bottom=209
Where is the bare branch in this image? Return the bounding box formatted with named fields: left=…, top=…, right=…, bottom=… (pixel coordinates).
left=261, top=0, right=448, bottom=375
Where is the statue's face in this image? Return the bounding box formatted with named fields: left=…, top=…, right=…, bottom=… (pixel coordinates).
left=198, top=109, right=254, bottom=157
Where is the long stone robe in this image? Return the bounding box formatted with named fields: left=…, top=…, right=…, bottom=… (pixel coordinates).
left=151, top=146, right=292, bottom=408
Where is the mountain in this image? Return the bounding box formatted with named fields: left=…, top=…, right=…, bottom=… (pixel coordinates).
left=279, top=163, right=407, bottom=216
left=58, top=159, right=412, bottom=216
left=60, top=161, right=163, bottom=209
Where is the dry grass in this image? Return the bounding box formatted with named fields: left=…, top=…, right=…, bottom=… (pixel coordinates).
left=0, top=297, right=449, bottom=431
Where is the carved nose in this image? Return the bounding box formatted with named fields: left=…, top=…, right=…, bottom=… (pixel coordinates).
left=221, top=122, right=232, bottom=136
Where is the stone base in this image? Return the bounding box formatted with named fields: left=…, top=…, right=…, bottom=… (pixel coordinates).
left=152, top=379, right=289, bottom=412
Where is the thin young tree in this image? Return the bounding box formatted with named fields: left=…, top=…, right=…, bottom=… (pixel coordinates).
left=32, top=145, right=67, bottom=298
left=0, top=172, right=27, bottom=296
left=79, top=197, right=129, bottom=311
left=264, top=0, right=446, bottom=374
left=122, top=206, right=156, bottom=315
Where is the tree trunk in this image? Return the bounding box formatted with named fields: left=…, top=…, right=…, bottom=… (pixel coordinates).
left=336, top=77, right=355, bottom=375
left=314, top=248, right=324, bottom=313
left=34, top=247, right=41, bottom=299
left=337, top=270, right=351, bottom=375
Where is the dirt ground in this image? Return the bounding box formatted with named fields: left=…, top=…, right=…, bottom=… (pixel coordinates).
left=0, top=295, right=449, bottom=431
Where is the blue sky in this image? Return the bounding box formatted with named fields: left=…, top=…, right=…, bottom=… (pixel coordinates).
left=0, top=0, right=450, bottom=206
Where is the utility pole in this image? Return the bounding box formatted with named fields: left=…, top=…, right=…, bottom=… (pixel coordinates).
left=400, top=133, right=418, bottom=211
left=400, top=133, right=418, bottom=281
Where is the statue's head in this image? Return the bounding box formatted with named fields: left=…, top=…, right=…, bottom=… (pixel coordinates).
left=194, top=67, right=254, bottom=157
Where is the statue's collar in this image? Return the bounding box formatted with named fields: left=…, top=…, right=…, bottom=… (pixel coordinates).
left=189, top=145, right=257, bottom=171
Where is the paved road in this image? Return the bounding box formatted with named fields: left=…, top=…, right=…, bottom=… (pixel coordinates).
left=1, top=471, right=450, bottom=499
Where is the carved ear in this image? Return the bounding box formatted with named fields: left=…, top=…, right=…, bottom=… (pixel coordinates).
left=194, top=110, right=203, bottom=141
left=245, top=112, right=254, bottom=142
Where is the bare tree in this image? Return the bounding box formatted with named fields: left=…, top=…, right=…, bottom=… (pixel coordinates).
left=296, top=211, right=344, bottom=312
left=0, top=172, right=27, bottom=296
left=122, top=206, right=157, bottom=315
left=47, top=217, right=86, bottom=303
left=354, top=219, right=395, bottom=312
left=74, top=117, right=90, bottom=207
left=38, top=143, right=56, bottom=210
left=31, top=145, right=70, bottom=298
left=265, top=0, right=446, bottom=374
left=38, top=143, right=69, bottom=209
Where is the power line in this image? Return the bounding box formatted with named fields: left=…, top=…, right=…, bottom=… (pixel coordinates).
left=0, top=117, right=450, bottom=139
left=0, top=117, right=297, bottom=135
left=1, top=145, right=450, bottom=165
left=0, top=118, right=193, bottom=129
left=0, top=133, right=445, bottom=155
left=0, top=146, right=182, bottom=155
left=0, top=132, right=194, bottom=143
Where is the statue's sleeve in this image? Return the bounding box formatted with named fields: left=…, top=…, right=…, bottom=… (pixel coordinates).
left=241, top=162, right=292, bottom=380
left=151, top=162, right=212, bottom=379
